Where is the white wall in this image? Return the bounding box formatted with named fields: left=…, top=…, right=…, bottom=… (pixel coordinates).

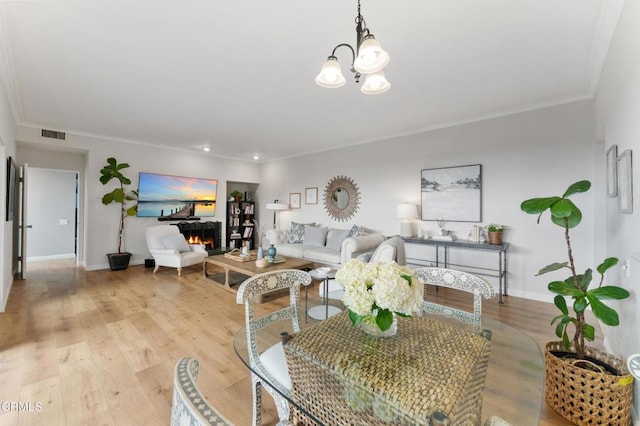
left=0, top=75, right=16, bottom=311
left=595, top=0, right=640, bottom=418
left=26, top=168, right=77, bottom=259
left=15, top=126, right=261, bottom=270
left=260, top=100, right=598, bottom=304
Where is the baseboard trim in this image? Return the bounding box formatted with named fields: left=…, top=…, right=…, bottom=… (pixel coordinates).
left=26, top=254, right=76, bottom=262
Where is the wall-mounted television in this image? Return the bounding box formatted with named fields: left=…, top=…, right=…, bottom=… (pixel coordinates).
left=137, top=172, right=218, bottom=218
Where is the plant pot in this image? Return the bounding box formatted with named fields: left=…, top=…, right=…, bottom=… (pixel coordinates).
left=107, top=252, right=132, bottom=271
left=487, top=231, right=503, bottom=245
left=544, top=341, right=633, bottom=425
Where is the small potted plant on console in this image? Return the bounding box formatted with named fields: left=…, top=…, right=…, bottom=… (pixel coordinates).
left=100, top=157, right=138, bottom=270
left=485, top=224, right=504, bottom=245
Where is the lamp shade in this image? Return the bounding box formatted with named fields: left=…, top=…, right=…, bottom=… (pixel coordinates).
left=361, top=70, right=390, bottom=95
left=354, top=35, right=390, bottom=74
left=396, top=203, right=418, bottom=219
left=315, top=58, right=346, bottom=88
left=266, top=203, right=289, bottom=211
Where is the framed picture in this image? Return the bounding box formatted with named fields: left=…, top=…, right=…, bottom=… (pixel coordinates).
left=617, top=149, right=633, bottom=213
left=421, top=164, right=482, bottom=222
left=289, top=192, right=301, bottom=209
left=5, top=156, right=16, bottom=221
left=305, top=187, right=318, bottom=205
left=606, top=144, right=618, bottom=197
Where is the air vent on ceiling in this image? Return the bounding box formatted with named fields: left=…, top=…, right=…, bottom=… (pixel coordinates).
left=41, top=129, right=66, bottom=140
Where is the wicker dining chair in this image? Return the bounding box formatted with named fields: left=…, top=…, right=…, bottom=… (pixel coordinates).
left=413, top=267, right=495, bottom=333
left=236, top=269, right=312, bottom=426
left=170, top=357, right=234, bottom=426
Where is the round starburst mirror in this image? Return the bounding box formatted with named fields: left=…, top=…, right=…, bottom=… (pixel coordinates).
left=323, top=176, right=360, bottom=221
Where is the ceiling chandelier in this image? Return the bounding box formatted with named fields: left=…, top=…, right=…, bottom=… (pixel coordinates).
left=315, top=0, right=390, bottom=95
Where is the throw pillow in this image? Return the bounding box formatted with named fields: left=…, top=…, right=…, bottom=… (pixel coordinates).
left=160, top=234, right=191, bottom=253
left=287, top=222, right=315, bottom=244
left=303, top=225, right=328, bottom=248
left=326, top=228, right=351, bottom=251
left=348, top=224, right=365, bottom=237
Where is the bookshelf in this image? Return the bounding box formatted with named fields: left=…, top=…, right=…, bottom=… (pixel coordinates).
left=226, top=200, right=255, bottom=250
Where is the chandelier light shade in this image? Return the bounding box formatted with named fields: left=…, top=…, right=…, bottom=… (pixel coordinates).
left=316, top=0, right=390, bottom=94
left=361, top=70, right=390, bottom=95
left=315, top=57, right=346, bottom=88
left=353, top=35, right=390, bottom=74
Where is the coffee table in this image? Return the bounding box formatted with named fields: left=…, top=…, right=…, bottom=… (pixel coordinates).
left=203, top=252, right=314, bottom=294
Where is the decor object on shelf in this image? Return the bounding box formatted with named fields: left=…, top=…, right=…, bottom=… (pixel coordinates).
left=396, top=203, right=418, bottom=237
left=617, top=149, right=633, bottom=213
left=230, top=190, right=243, bottom=202
left=335, top=259, right=421, bottom=334
left=323, top=175, right=360, bottom=221
left=521, top=179, right=632, bottom=425
left=100, top=157, right=138, bottom=270
left=421, top=165, right=482, bottom=222
left=265, top=200, right=289, bottom=229
left=485, top=224, right=504, bottom=245
left=315, top=0, right=390, bottom=95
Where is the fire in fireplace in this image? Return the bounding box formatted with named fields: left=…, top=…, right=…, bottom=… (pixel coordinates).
left=174, top=221, right=221, bottom=255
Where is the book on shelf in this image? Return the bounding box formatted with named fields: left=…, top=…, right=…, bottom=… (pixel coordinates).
left=243, top=227, right=253, bottom=238
left=244, top=204, right=254, bottom=214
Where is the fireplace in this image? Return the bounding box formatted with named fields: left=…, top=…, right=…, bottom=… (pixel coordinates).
left=174, top=221, right=221, bottom=255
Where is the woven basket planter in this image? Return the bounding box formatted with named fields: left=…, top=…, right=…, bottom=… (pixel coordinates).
left=544, top=341, right=634, bottom=425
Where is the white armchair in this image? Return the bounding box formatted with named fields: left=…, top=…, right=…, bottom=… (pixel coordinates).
left=145, top=225, right=208, bottom=276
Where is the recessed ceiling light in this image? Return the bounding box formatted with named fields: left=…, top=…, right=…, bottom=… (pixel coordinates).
left=253, top=155, right=260, bottom=160
left=203, top=147, right=210, bottom=152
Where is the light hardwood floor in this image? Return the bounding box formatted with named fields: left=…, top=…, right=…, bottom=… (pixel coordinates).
left=0, top=259, right=593, bottom=425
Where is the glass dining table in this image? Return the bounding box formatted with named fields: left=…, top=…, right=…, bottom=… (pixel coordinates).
left=234, top=311, right=544, bottom=425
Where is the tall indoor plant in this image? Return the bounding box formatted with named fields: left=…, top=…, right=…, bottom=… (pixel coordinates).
left=520, top=180, right=632, bottom=424
left=100, top=157, right=137, bottom=270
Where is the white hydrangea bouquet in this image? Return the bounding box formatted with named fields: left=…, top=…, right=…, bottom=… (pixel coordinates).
left=335, top=259, right=423, bottom=332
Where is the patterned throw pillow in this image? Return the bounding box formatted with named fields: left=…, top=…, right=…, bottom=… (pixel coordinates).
left=287, top=222, right=315, bottom=244
left=348, top=224, right=365, bottom=237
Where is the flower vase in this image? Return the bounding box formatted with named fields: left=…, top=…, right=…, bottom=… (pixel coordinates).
left=256, top=246, right=264, bottom=259
left=360, top=315, right=397, bottom=338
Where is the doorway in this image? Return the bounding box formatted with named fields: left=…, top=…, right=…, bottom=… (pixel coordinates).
left=25, top=168, right=78, bottom=262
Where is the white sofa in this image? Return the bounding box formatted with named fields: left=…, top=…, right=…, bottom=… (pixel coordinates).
left=265, top=225, right=384, bottom=268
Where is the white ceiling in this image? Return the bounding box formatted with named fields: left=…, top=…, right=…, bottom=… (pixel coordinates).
left=0, top=0, right=621, bottom=162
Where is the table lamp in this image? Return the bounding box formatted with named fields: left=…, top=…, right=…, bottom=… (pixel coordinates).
left=265, top=200, right=289, bottom=229
left=396, top=203, right=418, bottom=237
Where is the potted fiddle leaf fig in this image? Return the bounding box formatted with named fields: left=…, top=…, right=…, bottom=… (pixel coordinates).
left=520, top=180, right=632, bottom=425
left=100, top=157, right=138, bottom=270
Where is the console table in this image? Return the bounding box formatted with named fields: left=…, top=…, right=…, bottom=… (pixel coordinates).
left=402, top=237, right=509, bottom=303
